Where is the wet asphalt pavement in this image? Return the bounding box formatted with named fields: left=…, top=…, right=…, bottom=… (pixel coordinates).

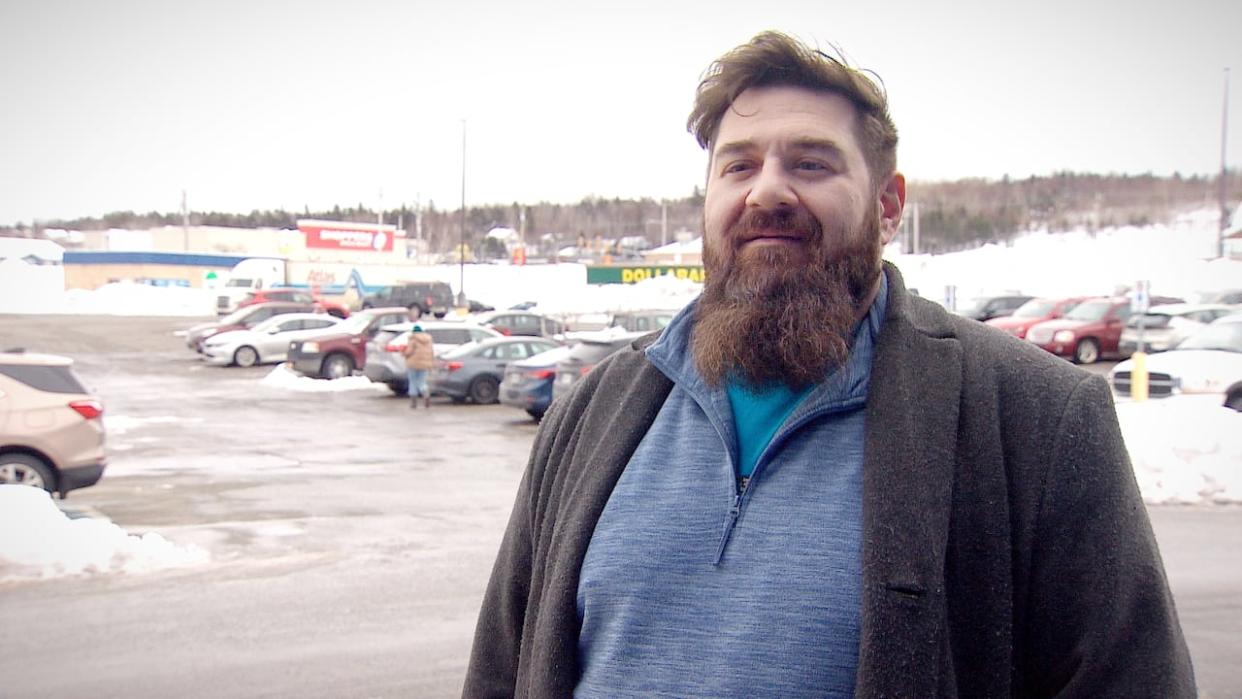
left=0, top=314, right=1238, bottom=698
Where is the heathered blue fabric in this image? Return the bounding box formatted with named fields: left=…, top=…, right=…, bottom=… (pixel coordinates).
left=726, top=381, right=813, bottom=478
left=574, top=275, right=888, bottom=698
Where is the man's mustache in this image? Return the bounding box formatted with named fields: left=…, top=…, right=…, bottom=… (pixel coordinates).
left=729, top=208, right=823, bottom=246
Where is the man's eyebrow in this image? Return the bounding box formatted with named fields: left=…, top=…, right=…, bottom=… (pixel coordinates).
left=712, top=137, right=847, bottom=159
left=789, top=137, right=846, bottom=158
left=712, top=139, right=755, bottom=160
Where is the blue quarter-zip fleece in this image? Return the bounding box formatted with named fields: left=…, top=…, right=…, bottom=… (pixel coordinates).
left=575, top=275, right=888, bottom=698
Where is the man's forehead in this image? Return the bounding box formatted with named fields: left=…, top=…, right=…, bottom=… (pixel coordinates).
left=712, top=85, right=861, bottom=150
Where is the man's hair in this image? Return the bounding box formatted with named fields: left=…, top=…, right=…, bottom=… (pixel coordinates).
left=687, top=31, right=898, bottom=187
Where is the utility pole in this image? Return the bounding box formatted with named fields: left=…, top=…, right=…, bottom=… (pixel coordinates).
left=661, top=199, right=669, bottom=247
left=458, top=119, right=467, bottom=308
left=181, top=189, right=189, bottom=251
left=1220, top=67, right=1231, bottom=259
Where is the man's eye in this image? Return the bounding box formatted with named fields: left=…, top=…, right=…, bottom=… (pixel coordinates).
left=722, top=162, right=753, bottom=175
left=796, top=161, right=829, bottom=171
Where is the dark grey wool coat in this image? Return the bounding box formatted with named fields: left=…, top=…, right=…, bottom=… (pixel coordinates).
left=463, top=263, right=1195, bottom=698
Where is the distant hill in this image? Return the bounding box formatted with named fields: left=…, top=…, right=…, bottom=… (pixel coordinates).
left=5, top=172, right=1237, bottom=257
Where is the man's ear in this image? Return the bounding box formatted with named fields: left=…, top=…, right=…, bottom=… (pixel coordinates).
left=877, top=172, right=906, bottom=245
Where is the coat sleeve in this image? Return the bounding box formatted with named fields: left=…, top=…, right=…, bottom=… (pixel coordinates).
left=1021, top=374, right=1195, bottom=697
left=461, top=395, right=570, bottom=698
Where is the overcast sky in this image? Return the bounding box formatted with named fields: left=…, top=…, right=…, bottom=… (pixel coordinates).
left=2, top=0, right=1238, bottom=225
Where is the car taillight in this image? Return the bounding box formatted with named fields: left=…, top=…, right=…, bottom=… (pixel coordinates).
left=444, top=361, right=464, bottom=372
left=69, top=399, right=104, bottom=420
left=579, top=364, right=595, bottom=376
left=526, top=368, right=554, bottom=380
left=385, top=342, right=407, bottom=352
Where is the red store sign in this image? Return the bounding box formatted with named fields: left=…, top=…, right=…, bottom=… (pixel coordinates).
left=299, top=221, right=395, bottom=252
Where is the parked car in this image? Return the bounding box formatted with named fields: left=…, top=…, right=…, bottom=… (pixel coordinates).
left=500, top=345, right=572, bottom=420
left=956, top=294, right=1034, bottom=322
left=287, top=307, right=411, bottom=379
left=1118, top=303, right=1237, bottom=356
left=185, top=301, right=317, bottom=352
left=985, top=297, right=1086, bottom=339
left=361, top=281, right=454, bottom=317
left=1109, top=320, right=1242, bottom=410
left=432, top=336, right=561, bottom=404
left=0, top=350, right=106, bottom=496
left=1026, top=297, right=1133, bottom=364
left=608, top=309, right=678, bottom=333
left=552, top=331, right=648, bottom=401
left=363, top=321, right=501, bottom=395
left=473, top=310, right=567, bottom=338
left=236, top=288, right=350, bottom=318
left=1200, top=288, right=1242, bottom=305
left=201, top=313, right=343, bottom=367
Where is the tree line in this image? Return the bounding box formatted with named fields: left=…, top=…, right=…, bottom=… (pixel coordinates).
left=7, top=172, right=1235, bottom=257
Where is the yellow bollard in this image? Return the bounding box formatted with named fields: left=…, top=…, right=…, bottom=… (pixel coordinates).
left=1131, top=351, right=1148, bottom=402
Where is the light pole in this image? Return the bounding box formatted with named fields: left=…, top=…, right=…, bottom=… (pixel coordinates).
left=1219, top=67, right=1231, bottom=259
left=458, top=119, right=467, bottom=309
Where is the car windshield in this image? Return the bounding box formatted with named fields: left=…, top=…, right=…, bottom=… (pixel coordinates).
left=217, top=306, right=259, bottom=324
left=1012, top=300, right=1056, bottom=318
left=1065, top=301, right=1113, bottom=321
left=1176, top=324, right=1242, bottom=353
left=958, top=298, right=989, bottom=315
left=337, top=315, right=374, bottom=334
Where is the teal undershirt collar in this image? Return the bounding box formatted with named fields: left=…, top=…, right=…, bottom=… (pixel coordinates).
left=725, top=381, right=813, bottom=478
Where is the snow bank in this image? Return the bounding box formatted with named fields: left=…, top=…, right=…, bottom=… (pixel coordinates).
left=1116, top=398, right=1242, bottom=505
left=62, top=281, right=216, bottom=316
left=0, top=485, right=209, bottom=581
left=258, top=363, right=389, bottom=392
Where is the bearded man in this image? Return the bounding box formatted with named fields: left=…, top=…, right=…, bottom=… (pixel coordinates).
left=464, top=32, right=1193, bottom=699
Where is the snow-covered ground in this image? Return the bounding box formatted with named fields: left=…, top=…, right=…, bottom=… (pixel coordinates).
left=2, top=209, right=1240, bottom=580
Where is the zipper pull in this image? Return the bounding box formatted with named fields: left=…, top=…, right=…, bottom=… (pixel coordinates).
left=712, top=494, right=743, bottom=566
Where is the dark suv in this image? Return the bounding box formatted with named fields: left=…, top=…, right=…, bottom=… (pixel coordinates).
left=362, top=282, right=454, bottom=317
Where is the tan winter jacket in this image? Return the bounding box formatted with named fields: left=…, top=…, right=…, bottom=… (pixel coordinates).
left=403, top=331, right=435, bottom=370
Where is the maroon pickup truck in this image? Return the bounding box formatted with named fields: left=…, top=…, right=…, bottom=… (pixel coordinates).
left=286, top=307, right=410, bottom=379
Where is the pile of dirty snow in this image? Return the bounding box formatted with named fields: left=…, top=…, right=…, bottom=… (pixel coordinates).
left=0, top=485, right=209, bottom=581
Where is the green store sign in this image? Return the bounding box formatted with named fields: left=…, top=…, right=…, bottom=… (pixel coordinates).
left=586, top=265, right=706, bottom=285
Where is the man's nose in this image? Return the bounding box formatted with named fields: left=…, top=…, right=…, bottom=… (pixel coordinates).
left=744, top=160, right=796, bottom=209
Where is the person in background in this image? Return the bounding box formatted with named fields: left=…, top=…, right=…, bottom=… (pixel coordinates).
left=402, top=325, right=434, bottom=409
left=462, top=30, right=1194, bottom=698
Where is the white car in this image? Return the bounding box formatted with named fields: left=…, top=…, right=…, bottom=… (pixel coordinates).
left=202, top=312, right=343, bottom=367
left=1109, top=321, right=1242, bottom=411
left=1118, top=303, right=1236, bottom=355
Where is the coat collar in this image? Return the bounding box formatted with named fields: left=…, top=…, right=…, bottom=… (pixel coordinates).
left=855, top=261, right=962, bottom=697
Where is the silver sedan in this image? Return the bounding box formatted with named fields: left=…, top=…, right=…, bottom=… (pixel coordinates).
left=202, top=312, right=343, bottom=367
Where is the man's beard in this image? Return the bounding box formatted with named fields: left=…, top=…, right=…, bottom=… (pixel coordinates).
left=691, top=206, right=883, bottom=389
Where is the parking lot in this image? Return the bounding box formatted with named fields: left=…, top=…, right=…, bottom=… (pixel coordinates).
left=2, top=313, right=1241, bottom=698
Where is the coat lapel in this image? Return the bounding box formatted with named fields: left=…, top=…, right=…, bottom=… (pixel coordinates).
left=856, top=264, right=962, bottom=698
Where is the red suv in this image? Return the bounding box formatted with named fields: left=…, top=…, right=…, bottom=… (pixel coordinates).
left=986, top=297, right=1086, bottom=339
left=238, top=288, right=350, bottom=319
left=287, top=307, right=411, bottom=379
left=1026, top=297, right=1132, bottom=364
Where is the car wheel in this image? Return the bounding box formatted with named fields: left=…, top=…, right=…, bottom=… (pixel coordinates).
left=327, top=308, right=346, bottom=319
left=468, top=376, right=500, bottom=404
left=526, top=408, right=544, bottom=422
left=233, top=345, right=260, bottom=367
left=1072, top=338, right=1099, bottom=365
left=322, top=353, right=354, bottom=379
left=0, top=453, right=56, bottom=493
left=387, top=382, right=408, bottom=396
left=1226, top=392, right=1242, bottom=412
